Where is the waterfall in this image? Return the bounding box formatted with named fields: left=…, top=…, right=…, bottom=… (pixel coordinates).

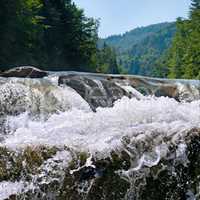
left=0, top=72, right=200, bottom=200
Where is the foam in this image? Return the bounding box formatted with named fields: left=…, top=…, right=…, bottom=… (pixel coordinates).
left=1, top=97, right=199, bottom=157
left=0, top=79, right=90, bottom=117
left=0, top=181, right=26, bottom=200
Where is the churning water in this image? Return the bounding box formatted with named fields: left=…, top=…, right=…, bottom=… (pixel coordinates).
left=0, top=74, right=200, bottom=199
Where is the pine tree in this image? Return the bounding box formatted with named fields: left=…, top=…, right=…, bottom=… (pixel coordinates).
left=191, top=0, right=200, bottom=11
left=94, top=43, right=119, bottom=74
left=166, top=0, right=200, bottom=79
left=0, top=0, right=99, bottom=72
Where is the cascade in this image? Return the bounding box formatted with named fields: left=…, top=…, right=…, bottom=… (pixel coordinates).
left=0, top=70, right=200, bottom=200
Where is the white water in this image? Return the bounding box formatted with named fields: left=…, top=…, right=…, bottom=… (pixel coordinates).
left=0, top=78, right=199, bottom=163
left=0, top=181, right=28, bottom=199
left=0, top=78, right=90, bottom=117
left=0, top=76, right=200, bottom=199
left=0, top=150, right=72, bottom=200
left=1, top=96, right=200, bottom=154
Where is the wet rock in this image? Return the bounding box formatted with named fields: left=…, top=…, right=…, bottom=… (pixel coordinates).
left=107, top=75, right=200, bottom=101
left=58, top=73, right=200, bottom=105
left=154, top=84, right=179, bottom=99
left=59, top=75, right=131, bottom=111
left=73, top=166, right=97, bottom=181
left=59, top=154, right=131, bottom=200
left=137, top=129, right=200, bottom=200
left=0, top=66, right=48, bottom=78
left=2, top=130, right=200, bottom=200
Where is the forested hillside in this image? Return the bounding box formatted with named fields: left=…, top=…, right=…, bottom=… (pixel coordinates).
left=100, top=0, right=200, bottom=79
left=0, top=0, right=119, bottom=73
left=1, top=0, right=199, bottom=79
left=100, top=23, right=174, bottom=52
left=100, top=22, right=176, bottom=76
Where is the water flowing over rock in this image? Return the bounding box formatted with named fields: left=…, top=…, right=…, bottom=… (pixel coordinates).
left=58, top=74, right=133, bottom=111
left=59, top=72, right=200, bottom=104
left=0, top=69, right=200, bottom=200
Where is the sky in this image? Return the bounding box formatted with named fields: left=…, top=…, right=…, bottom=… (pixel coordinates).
left=73, top=0, right=191, bottom=38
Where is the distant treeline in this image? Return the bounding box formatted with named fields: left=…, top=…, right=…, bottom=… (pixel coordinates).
left=0, top=0, right=119, bottom=73
left=100, top=22, right=176, bottom=76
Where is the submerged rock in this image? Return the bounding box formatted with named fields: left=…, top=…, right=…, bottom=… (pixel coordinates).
left=0, top=66, right=48, bottom=78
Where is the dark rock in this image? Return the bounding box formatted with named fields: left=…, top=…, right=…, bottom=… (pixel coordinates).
left=59, top=154, right=131, bottom=200
left=2, top=129, right=200, bottom=200
left=58, top=73, right=200, bottom=110
left=154, top=84, right=179, bottom=99
left=0, top=66, right=48, bottom=78
left=59, top=75, right=130, bottom=111
left=73, top=166, right=97, bottom=181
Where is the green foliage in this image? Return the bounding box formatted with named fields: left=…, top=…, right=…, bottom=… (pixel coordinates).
left=101, top=1, right=200, bottom=80
left=100, top=23, right=174, bottom=53
left=100, top=22, right=176, bottom=77
left=166, top=0, right=200, bottom=79
left=0, top=0, right=100, bottom=72
left=92, top=43, right=119, bottom=74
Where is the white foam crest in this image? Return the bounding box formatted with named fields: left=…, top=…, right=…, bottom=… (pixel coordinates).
left=30, top=150, right=72, bottom=187
left=126, top=144, right=168, bottom=172
left=0, top=82, right=30, bottom=115
left=0, top=150, right=72, bottom=200
left=1, top=97, right=199, bottom=155
left=177, top=83, right=200, bottom=102
left=0, top=181, right=26, bottom=200
left=117, top=84, right=145, bottom=99
left=0, top=79, right=90, bottom=117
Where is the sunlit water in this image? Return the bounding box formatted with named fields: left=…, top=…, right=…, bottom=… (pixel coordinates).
left=0, top=75, right=199, bottom=199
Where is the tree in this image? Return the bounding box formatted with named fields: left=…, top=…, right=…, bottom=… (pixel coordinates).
left=0, top=0, right=99, bottom=72
left=191, top=0, right=200, bottom=11
left=93, top=43, right=119, bottom=74
left=166, top=0, right=200, bottom=79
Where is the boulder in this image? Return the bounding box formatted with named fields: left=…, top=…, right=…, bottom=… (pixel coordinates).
left=0, top=66, right=48, bottom=78
left=58, top=75, right=131, bottom=111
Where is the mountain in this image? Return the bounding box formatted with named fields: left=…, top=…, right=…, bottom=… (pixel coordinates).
left=99, top=22, right=176, bottom=77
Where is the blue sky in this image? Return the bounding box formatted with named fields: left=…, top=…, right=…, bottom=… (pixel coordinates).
left=73, top=0, right=191, bottom=38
